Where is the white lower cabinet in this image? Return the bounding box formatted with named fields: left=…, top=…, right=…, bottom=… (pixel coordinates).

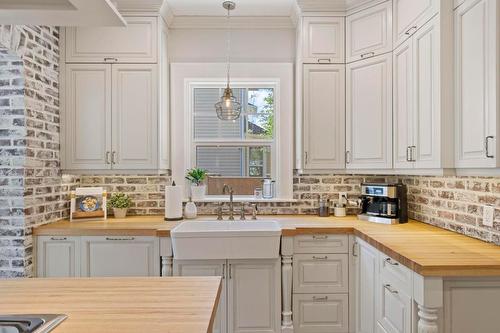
left=293, top=254, right=348, bottom=294
left=376, top=276, right=412, bottom=333
left=354, top=238, right=379, bottom=333
left=174, top=258, right=281, bottom=333
left=81, top=236, right=159, bottom=277
left=36, top=236, right=80, bottom=277
left=293, top=294, right=349, bottom=333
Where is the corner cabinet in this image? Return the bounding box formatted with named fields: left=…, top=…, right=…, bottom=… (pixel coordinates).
left=346, top=53, right=393, bottom=169
left=346, top=1, right=393, bottom=63
left=354, top=238, right=378, bottom=333
left=303, top=65, right=345, bottom=170
left=61, top=15, right=169, bottom=171
left=302, top=16, right=345, bottom=64
left=174, top=259, right=281, bottom=333
left=455, top=0, right=500, bottom=168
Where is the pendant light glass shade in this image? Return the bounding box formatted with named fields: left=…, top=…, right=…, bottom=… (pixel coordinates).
left=215, top=86, right=242, bottom=121
left=215, top=1, right=241, bottom=121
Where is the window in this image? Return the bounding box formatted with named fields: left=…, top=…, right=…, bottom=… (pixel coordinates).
left=191, top=86, right=275, bottom=195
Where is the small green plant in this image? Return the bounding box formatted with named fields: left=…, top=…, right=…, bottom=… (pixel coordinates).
left=185, top=167, right=208, bottom=186
left=108, top=192, right=132, bottom=209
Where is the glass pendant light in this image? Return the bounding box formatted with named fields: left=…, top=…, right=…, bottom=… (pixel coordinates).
left=215, top=1, right=242, bottom=121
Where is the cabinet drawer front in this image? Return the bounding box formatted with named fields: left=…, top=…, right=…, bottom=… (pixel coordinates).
left=377, top=276, right=412, bottom=333
left=294, top=234, right=348, bottom=253
left=379, top=255, right=412, bottom=293
left=66, top=17, right=157, bottom=63
left=293, top=294, right=349, bottom=333
left=293, top=254, right=348, bottom=293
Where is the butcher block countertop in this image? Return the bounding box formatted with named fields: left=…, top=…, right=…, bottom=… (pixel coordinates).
left=0, top=277, right=222, bottom=333
left=34, top=215, right=500, bottom=277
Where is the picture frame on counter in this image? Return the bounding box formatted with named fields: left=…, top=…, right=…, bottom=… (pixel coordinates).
left=70, top=187, right=107, bottom=222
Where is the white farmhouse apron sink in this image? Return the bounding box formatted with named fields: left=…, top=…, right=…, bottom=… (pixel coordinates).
left=171, top=220, right=281, bottom=260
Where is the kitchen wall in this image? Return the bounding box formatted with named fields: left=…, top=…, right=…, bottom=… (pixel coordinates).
left=0, top=25, right=68, bottom=278
left=62, top=173, right=500, bottom=245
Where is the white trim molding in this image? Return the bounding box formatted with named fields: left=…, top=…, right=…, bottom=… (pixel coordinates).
left=170, top=63, right=294, bottom=200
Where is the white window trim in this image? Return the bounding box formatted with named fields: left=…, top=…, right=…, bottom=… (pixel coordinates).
left=171, top=63, right=294, bottom=200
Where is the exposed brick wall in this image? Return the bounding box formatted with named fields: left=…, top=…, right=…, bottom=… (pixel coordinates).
left=0, top=25, right=63, bottom=278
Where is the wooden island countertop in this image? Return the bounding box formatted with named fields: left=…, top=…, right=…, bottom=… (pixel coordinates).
left=33, top=215, right=500, bottom=277
left=0, top=277, right=222, bottom=333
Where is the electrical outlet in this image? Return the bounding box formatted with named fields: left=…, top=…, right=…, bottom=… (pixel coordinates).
left=483, top=205, right=495, bottom=227
left=339, top=192, right=347, bottom=204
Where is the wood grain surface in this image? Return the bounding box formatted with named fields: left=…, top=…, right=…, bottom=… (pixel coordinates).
left=0, top=277, right=222, bottom=333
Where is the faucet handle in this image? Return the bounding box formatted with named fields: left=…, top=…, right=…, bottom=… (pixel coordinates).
left=251, top=204, right=258, bottom=220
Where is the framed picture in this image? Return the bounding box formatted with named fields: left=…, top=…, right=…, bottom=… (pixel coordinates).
left=70, top=187, right=107, bottom=221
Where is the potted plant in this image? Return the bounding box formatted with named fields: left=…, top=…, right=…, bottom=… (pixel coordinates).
left=185, top=167, right=208, bottom=201
left=108, top=192, right=132, bottom=219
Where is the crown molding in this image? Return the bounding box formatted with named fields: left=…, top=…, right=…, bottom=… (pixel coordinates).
left=115, top=0, right=164, bottom=12
left=170, top=16, right=295, bottom=30
left=297, top=0, right=380, bottom=12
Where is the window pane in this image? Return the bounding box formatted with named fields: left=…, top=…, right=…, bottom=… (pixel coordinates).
left=193, top=87, right=274, bottom=140
left=196, top=146, right=272, bottom=178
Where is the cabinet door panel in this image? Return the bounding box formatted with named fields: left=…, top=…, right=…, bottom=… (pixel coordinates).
left=112, top=64, right=158, bottom=169
left=346, top=1, right=393, bottom=63
left=37, top=236, right=80, bottom=277
left=65, top=17, right=157, bottom=63
left=393, top=0, right=439, bottom=47
left=355, top=239, right=379, bottom=333
left=346, top=54, right=393, bottom=169
left=393, top=39, right=414, bottom=169
left=455, top=0, right=499, bottom=167
left=413, top=17, right=441, bottom=168
left=227, top=259, right=280, bottom=333
left=303, top=17, right=345, bottom=63
left=293, top=254, right=348, bottom=294
left=293, top=294, right=349, bottom=333
left=64, top=64, right=112, bottom=170
left=81, top=236, right=159, bottom=277
left=303, top=65, right=345, bottom=169
left=377, top=277, right=412, bottom=333
left=173, top=260, right=226, bottom=333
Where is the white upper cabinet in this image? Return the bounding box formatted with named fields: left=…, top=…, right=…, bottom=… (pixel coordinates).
left=393, top=13, right=454, bottom=170
left=303, top=65, right=345, bottom=170
left=455, top=0, right=500, bottom=168
left=346, top=1, right=393, bottom=63
left=393, top=38, right=414, bottom=169
left=65, top=16, right=158, bottom=63
left=346, top=53, right=393, bottom=169
left=111, top=64, right=158, bottom=169
left=64, top=64, right=112, bottom=170
left=393, top=0, right=439, bottom=47
left=302, top=17, right=345, bottom=64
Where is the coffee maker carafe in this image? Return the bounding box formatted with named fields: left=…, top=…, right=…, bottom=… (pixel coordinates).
left=358, top=183, right=408, bottom=224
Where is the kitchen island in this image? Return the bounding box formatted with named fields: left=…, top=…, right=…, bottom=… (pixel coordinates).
left=0, top=277, right=222, bottom=333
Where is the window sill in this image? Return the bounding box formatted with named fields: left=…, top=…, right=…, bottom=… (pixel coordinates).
left=185, top=196, right=297, bottom=203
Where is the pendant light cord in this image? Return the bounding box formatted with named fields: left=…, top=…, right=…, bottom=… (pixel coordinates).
left=226, top=4, right=231, bottom=88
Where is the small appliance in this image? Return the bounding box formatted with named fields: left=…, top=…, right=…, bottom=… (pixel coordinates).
left=358, top=183, right=408, bottom=224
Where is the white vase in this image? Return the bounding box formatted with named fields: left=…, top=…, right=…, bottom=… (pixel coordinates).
left=113, top=208, right=128, bottom=219
left=184, top=201, right=198, bottom=219
left=190, top=185, right=206, bottom=201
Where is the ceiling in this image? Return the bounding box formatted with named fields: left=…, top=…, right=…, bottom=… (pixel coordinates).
left=0, top=0, right=76, bottom=10
left=165, top=0, right=372, bottom=16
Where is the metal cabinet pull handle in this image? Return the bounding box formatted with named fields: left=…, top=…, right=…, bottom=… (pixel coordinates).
left=305, top=151, right=308, bottom=165
left=222, top=264, right=225, bottom=279
left=105, top=237, right=135, bottom=241
left=385, top=257, right=399, bottom=266
left=111, top=151, right=117, bottom=164
left=406, top=146, right=412, bottom=162
left=411, top=146, right=417, bottom=162
left=50, top=237, right=67, bottom=241
left=486, top=136, right=494, bottom=158
left=313, top=296, right=329, bottom=301
left=105, top=151, right=111, bottom=164
left=384, top=284, right=399, bottom=294
left=104, top=57, right=118, bottom=62
left=352, top=242, right=358, bottom=257
left=405, top=26, right=418, bottom=36
left=345, top=151, right=351, bottom=164
left=229, top=264, right=232, bottom=279
left=360, top=52, right=375, bottom=59
left=312, top=235, right=327, bottom=240
left=312, top=256, right=328, bottom=260
left=317, top=58, right=332, bottom=63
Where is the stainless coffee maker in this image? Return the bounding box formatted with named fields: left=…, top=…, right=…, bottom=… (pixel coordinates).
left=358, top=183, right=408, bottom=224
